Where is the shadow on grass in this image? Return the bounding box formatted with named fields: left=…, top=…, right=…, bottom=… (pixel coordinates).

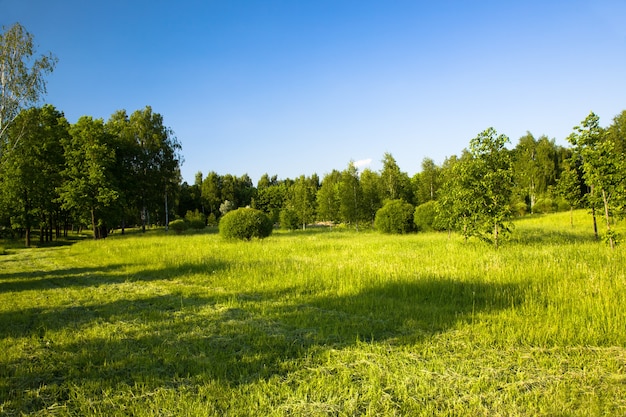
left=1, top=271, right=524, bottom=413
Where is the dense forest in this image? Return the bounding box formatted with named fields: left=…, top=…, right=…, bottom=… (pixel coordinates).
left=1, top=23, right=625, bottom=247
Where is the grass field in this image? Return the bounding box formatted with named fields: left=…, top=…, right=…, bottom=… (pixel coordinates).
left=1, top=211, right=625, bottom=416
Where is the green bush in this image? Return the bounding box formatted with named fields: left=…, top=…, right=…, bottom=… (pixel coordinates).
left=279, top=208, right=300, bottom=230
left=414, top=200, right=437, bottom=231
left=219, top=208, right=273, bottom=240
left=375, top=199, right=415, bottom=234
left=168, top=219, right=187, bottom=234
left=185, top=210, right=206, bottom=229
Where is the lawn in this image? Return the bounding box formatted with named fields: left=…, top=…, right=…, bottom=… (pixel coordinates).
left=1, top=211, right=625, bottom=416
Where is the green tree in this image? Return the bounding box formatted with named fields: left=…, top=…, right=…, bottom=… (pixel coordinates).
left=512, top=133, right=559, bottom=214
left=414, top=157, right=441, bottom=205
left=58, top=116, right=118, bottom=239
left=0, top=105, right=68, bottom=246
left=128, top=106, right=181, bottom=232
left=339, top=161, right=363, bottom=229
left=437, top=129, right=514, bottom=247
left=554, top=156, right=584, bottom=227
left=316, top=170, right=342, bottom=223
left=380, top=152, right=412, bottom=202
left=0, top=23, right=56, bottom=150
left=360, top=168, right=382, bottom=225
left=254, top=174, right=286, bottom=224
left=288, top=175, right=318, bottom=229
left=568, top=112, right=625, bottom=248
left=201, top=171, right=222, bottom=219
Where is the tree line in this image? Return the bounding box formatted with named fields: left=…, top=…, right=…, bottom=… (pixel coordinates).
left=1, top=22, right=625, bottom=247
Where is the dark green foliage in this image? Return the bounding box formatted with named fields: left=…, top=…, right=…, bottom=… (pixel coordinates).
left=414, top=200, right=438, bottom=231
left=219, top=208, right=273, bottom=240
left=168, top=219, right=187, bottom=234
left=375, top=199, right=415, bottom=234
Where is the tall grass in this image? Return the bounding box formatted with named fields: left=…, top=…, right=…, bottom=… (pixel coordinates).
left=0, top=211, right=624, bottom=415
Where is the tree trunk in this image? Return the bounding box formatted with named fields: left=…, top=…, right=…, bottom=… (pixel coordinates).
left=91, top=208, right=98, bottom=239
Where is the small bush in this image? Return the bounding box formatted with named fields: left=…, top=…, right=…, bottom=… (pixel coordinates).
left=375, top=199, right=415, bottom=234
left=414, top=200, right=437, bottom=231
left=169, top=219, right=187, bottom=234
left=185, top=210, right=206, bottom=229
left=279, top=208, right=300, bottom=230
left=207, top=213, right=218, bottom=227
left=220, top=208, right=273, bottom=240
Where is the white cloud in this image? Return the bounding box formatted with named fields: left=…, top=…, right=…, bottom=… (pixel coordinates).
left=353, top=158, right=372, bottom=169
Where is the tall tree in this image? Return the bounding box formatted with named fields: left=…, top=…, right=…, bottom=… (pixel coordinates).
left=0, top=23, right=56, bottom=152
left=360, top=168, right=382, bottom=225
left=437, top=129, right=514, bottom=247
left=128, top=106, right=181, bottom=231
left=316, top=170, right=342, bottom=223
left=58, top=116, right=118, bottom=239
left=568, top=112, right=625, bottom=248
left=201, top=171, right=222, bottom=218
left=380, top=152, right=412, bottom=202
left=288, top=175, right=317, bottom=229
left=0, top=105, right=68, bottom=246
left=339, top=161, right=363, bottom=229
left=414, top=157, right=441, bottom=205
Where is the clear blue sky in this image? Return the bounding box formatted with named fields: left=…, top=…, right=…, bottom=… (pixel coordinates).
left=3, top=0, right=625, bottom=184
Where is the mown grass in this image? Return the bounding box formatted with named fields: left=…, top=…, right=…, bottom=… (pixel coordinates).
left=1, top=211, right=625, bottom=416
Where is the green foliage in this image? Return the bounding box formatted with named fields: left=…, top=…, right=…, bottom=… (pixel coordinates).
left=219, top=207, right=273, bottom=240
left=279, top=207, right=299, bottom=230
left=414, top=200, right=438, bottom=231
left=168, top=219, right=187, bottom=234
left=184, top=210, right=205, bottom=229
left=206, top=212, right=217, bottom=227
left=375, top=199, right=415, bottom=234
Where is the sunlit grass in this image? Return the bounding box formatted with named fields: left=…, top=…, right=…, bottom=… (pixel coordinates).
left=1, top=211, right=625, bottom=415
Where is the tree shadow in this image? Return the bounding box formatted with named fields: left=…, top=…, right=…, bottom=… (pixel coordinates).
left=2, top=272, right=525, bottom=415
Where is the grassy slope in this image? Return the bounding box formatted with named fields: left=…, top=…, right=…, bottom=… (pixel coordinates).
left=0, top=211, right=625, bottom=416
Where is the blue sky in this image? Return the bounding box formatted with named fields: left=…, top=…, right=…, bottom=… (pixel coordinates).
left=3, top=0, right=625, bottom=184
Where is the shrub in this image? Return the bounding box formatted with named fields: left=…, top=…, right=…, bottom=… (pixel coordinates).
left=279, top=208, right=300, bottom=230
left=185, top=210, right=206, bottom=229
left=219, top=208, right=273, bottom=240
left=414, top=200, right=437, bottom=231
left=207, top=213, right=218, bottom=227
left=375, top=199, right=415, bottom=234
left=169, top=219, right=187, bottom=234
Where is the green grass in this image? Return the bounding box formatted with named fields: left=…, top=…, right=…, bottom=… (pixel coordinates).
left=1, top=211, right=625, bottom=416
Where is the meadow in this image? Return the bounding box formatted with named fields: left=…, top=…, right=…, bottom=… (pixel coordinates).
left=0, top=211, right=625, bottom=416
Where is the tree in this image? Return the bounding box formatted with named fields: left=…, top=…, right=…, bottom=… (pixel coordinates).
left=202, top=171, right=222, bottom=219
left=339, top=161, right=363, bottom=229
left=58, top=116, right=118, bottom=239
left=437, top=129, right=514, bottom=248
left=512, top=133, right=559, bottom=214
left=316, top=170, right=342, bottom=223
left=0, top=23, right=57, bottom=151
left=127, top=106, right=182, bottom=232
left=0, top=105, right=68, bottom=246
left=380, top=152, right=412, bottom=202
left=568, top=112, right=625, bottom=248
left=554, top=156, right=584, bottom=227
left=288, top=175, right=318, bottom=229
left=414, top=157, right=441, bottom=205
left=360, top=168, right=382, bottom=225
